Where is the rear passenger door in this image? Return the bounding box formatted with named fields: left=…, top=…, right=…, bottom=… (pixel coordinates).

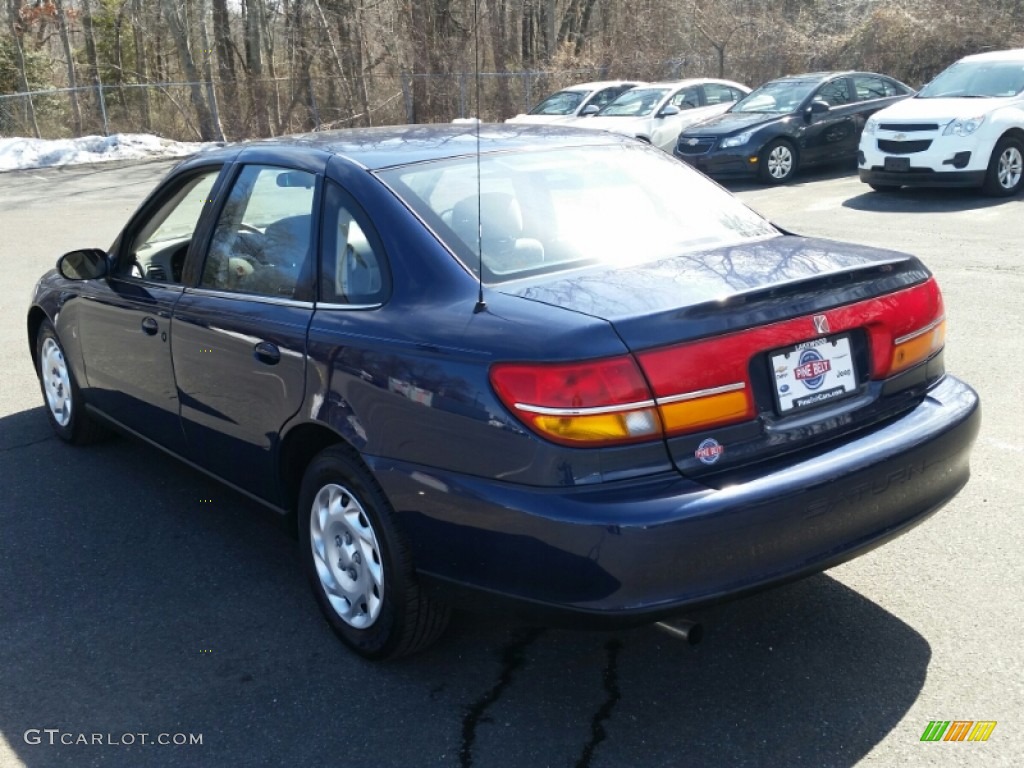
left=171, top=158, right=323, bottom=503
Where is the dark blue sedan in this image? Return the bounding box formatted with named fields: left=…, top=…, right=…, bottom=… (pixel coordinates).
left=675, top=71, right=913, bottom=183
left=28, top=125, right=979, bottom=659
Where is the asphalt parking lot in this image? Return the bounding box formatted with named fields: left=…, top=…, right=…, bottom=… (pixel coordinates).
left=0, top=159, right=1021, bottom=768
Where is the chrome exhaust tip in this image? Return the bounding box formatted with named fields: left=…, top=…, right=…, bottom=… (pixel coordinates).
left=654, top=619, right=703, bottom=646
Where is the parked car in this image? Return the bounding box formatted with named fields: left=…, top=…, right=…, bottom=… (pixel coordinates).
left=30, top=125, right=978, bottom=660
left=675, top=71, right=913, bottom=183
left=504, top=80, right=644, bottom=125
left=572, top=79, right=750, bottom=151
left=859, top=48, right=1024, bottom=195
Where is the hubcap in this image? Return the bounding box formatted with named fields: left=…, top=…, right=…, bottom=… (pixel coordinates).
left=767, top=145, right=793, bottom=179
left=309, top=483, right=383, bottom=629
left=997, top=147, right=1022, bottom=190
left=41, top=337, right=72, bottom=427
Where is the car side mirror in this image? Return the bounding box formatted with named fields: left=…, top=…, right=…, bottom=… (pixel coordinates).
left=580, top=104, right=600, bottom=116
left=805, top=100, right=830, bottom=121
left=58, top=249, right=109, bottom=280
left=659, top=105, right=681, bottom=117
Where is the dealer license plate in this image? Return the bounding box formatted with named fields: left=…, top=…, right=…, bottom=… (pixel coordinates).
left=770, top=335, right=858, bottom=413
left=883, top=156, right=910, bottom=172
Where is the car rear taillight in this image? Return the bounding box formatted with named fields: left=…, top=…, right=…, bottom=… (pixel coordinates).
left=492, top=279, right=946, bottom=448
left=882, top=279, right=946, bottom=376
left=489, top=357, right=661, bottom=446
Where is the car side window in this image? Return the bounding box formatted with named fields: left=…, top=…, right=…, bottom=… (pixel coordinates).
left=670, top=87, right=700, bottom=110
left=320, top=181, right=390, bottom=306
left=589, top=87, right=625, bottom=111
left=125, top=169, right=221, bottom=284
left=200, top=165, right=317, bottom=300
left=852, top=75, right=896, bottom=101
left=704, top=83, right=742, bottom=106
left=815, top=79, right=851, bottom=106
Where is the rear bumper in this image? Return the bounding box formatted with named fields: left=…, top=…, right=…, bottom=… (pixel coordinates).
left=372, top=375, right=979, bottom=624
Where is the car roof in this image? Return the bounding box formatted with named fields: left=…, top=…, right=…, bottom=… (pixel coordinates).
left=643, top=78, right=746, bottom=88
left=957, top=47, right=1024, bottom=63
left=561, top=80, right=644, bottom=92
left=767, top=71, right=859, bottom=83
left=193, top=124, right=632, bottom=171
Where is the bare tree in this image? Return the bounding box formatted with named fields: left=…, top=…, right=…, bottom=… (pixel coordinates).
left=5, top=0, right=40, bottom=137
left=53, top=0, right=83, bottom=134
left=160, top=0, right=220, bottom=140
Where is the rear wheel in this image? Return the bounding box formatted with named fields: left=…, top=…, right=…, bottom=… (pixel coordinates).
left=982, top=136, right=1024, bottom=197
left=298, top=446, right=450, bottom=660
left=759, top=139, right=798, bottom=184
left=35, top=320, right=107, bottom=444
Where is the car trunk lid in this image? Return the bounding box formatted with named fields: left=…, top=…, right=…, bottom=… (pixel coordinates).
left=500, top=235, right=944, bottom=480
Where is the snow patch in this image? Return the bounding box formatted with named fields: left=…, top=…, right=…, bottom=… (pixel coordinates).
left=0, top=133, right=217, bottom=172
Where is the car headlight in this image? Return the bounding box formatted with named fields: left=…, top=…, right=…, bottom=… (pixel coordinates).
left=863, top=117, right=878, bottom=135
left=943, top=115, right=985, bottom=137
left=719, top=130, right=754, bottom=149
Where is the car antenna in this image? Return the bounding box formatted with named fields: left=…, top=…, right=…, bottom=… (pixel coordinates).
left=472, top=0, right=486, bottom=314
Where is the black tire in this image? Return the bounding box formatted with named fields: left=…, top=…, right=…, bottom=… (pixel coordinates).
left=35, top=320, right=107, bottom=445
left=982, top=135, right=1024, bottom=197
left=297, top=446, right=451, bottom=660
left=758, top=139, right=798, bottom=184
left=869, top=182, right=900, bottom=192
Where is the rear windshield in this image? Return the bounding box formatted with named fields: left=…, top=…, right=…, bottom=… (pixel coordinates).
left=377, top=143, right=777, bottom=284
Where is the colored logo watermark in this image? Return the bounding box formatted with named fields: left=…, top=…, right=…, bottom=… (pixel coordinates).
left=920, top=720, right=997, bottom=742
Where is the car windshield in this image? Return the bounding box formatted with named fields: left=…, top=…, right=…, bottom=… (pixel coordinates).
left=916, top=60, right=1024, bottom=98
left=377, top=144, right=778, bottom=284
left=731, top=80, right=818, bottom=113
left=528, top=90, right=586, bottom=116
left=597, top=87, right=670, bottom=117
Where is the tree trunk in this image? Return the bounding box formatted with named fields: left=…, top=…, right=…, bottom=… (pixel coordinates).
left=5, top=0, right=40, bottom=138
left=54, top=0, right=84, bottom=135
left=212, top=0, right=242, bottom=138
left=196, top=0, right=225, bottom=140
left=244, top=0, right=272, bottom=136
left=131, top=0, right=152, bottom=131
left=160, top=0, right=218, bottom=140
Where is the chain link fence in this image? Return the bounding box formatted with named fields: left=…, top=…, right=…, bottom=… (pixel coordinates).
left=0, top=68, right=612, bottom=142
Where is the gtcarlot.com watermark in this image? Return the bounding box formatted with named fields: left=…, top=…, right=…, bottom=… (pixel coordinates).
left=24, top=729, right=203, bottom=747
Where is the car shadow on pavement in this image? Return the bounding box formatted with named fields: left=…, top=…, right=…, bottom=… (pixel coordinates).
left=716, top=163, right=858, bottom=194
left=843, top=186, right=1021, bottom=214
left=0, top=407, right=930, bottom=768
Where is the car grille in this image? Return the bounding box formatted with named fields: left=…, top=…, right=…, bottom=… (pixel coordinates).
left=878, top=139, right=932, bottom=154
left=676, top=137, right=716, bottom=155
left=879, top=123, right=939, bottom=132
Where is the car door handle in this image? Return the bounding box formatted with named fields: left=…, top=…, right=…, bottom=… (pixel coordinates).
left=141, top=316, right=159, bottom=336
left=254, top=341, right=281, bottom=365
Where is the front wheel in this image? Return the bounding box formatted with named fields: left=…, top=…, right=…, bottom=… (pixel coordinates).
left=35, top=320, right=107, bottom=444
left=758, top=139, right=798, bottom=184
left=297, top=446, right=450, bottom=660
left=982, top=136, right=1024, bottom=197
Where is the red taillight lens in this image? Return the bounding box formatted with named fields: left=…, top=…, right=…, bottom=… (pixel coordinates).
left=489, top=356, right=661, bottom=446
left=880, top=278, right=945, bottom=376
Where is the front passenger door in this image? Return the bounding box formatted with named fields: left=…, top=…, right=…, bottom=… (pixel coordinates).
left=801, top=77, right=857, bottom=165
left=73, top=167, right=224, bottom=452
left=171, top=163, right=321, bottom=503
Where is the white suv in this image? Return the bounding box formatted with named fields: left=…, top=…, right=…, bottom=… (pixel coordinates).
left=859, top=49, right=1024, bottom=196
